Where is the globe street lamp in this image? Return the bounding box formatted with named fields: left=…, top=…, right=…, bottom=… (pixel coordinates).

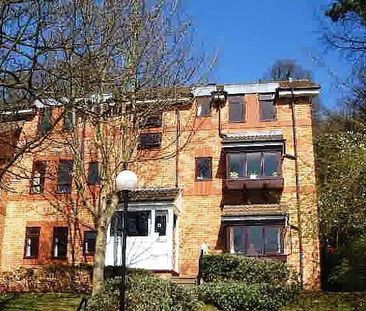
left=115, top=170, right=138, bottom=311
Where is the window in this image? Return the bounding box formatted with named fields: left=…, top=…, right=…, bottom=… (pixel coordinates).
left=155, top=211, right=167, bottom=236
left=31, top=161, right=46, bottom=194
left=259, top=94, right=276, bottom=121
left=57, top=160, right=73, bottom=193
left=64, top=110, right=75, bottom=131
left=195, top=157, right=212, bottom=180
left=84, top=231, right=97, bottom=255
left=140, top=113, right=162, bottom=128
left=52, top=227, right=68, bottom=258
left=231, top=225, right=284, bottom=255
left=139, top=133, right=162, bottom=149
left=87, top=162, right=100, bottom=185
left=38, top=108, right=53, bottom=135
left=227, top=152, right=281, bottom=179
left=197, top=98, right=211, bottom=117
left=110, top=211, right=151, bottom=237
left=24, top=227, right=40, bottom=258
left=229, top=96, right=245, bottom=122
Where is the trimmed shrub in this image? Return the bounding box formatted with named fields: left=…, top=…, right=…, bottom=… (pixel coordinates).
left=87, top=271, right=201, bottom=311
left=198, top=281, right=298, bottom=311
left=202, top=254, right=292, bottom=285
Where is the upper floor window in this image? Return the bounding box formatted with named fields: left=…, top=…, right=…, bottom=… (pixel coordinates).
left=84, top=231, right=97, bottom=255
left=227, top=151, right=281, bottom=179
left=64, top=110, right=75, bottom=131
left=139, top=133, right=162, bottom=149
left=57, top=160, right=73, bottom=193
left=24, top=227, right=40, bottom=259
left=52, top=227, right=68, bottom=258
left=195, top=157, right=212, bottom=180
left=140, top=113, right=163, bottom=128
left=259, top=94, right=276, bottom=121
left=229, top=96, right=245, bottom=122
left=230, top=225, right=284, bottom=256
left=110, top=211, right=151, bottom=237
left=87, top=162, right=100, bottom=185
left=31, top=161, right=47, bottom=194
left=197, top=98, right=211, bottom=117
left=38, top=108, right=53, bottom=135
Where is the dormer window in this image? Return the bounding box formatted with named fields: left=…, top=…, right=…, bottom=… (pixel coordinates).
left=38, top=108, right=53, bottom=135
left=140, top=113, right=163, bottom=128
left=229, top=96, right=245, bottom=122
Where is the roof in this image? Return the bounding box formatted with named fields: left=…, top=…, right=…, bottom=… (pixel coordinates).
left=222, top=204, right=287, bottom=218
left=222, top=130, right=284, bottom=143
left=127, top=187, right=180, bottom=202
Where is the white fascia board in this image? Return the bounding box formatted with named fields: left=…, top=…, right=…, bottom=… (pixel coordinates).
left=0, top=109, right=34, bottom=115
left=192, top=83, right=280, bottom=97
left=278, top=89, right=320, bottom=97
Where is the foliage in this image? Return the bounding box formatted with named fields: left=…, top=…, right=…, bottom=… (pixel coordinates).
left=202, top=254, right=292, bottom=285
left=86, top=272, right=201, bottom=311
left=315, top=130, right=366, bottom=246
left=198, top=281, right=298, bottom=311
left=328, top=235, right=366, bottom=291
left=263, top=59, right=312, bottom=81
left=0, top=264, right=93, bottom=293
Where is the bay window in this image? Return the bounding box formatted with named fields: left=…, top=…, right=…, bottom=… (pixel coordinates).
left=230, top=225, right=284, bottom=256
left=227, top=151, right=281, bottom=179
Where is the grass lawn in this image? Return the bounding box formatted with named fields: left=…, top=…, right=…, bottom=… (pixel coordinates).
left=1, top=292, right=366, bottom=310
left=0, top=293, right=84, bottom=311
left=281, top=292, right=366, bottom=311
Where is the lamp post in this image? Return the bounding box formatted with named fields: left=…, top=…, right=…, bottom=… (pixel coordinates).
left=115, top=170, right=138, bottom=311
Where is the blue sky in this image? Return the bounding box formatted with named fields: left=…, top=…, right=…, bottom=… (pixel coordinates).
left=185, top=0, right=351, bottom=109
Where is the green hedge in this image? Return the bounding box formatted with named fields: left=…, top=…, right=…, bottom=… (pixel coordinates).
left=198, top=281, right=298, bottom=311
left=87, top=271, right=201, bottom=311
left=202, top=254, right=292, bottom=285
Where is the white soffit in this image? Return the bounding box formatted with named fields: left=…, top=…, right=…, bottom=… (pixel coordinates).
left=192, top=83, right=280, bottom=97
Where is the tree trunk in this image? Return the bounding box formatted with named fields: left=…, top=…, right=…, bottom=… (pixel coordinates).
left=92, top=223, right=107, bottom=295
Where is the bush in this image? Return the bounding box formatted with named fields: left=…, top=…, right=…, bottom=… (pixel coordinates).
left=198, top=281, right=298, bottom=311
left=87, top=271, right=201, bottom=311
left=202, top=254, right=292, bottom=285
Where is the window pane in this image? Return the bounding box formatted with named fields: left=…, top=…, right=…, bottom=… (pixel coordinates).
left=88, top=162, right=100, bottom=185
left=263, top=153, right=280, bottom=177
left=39, top=108, right=52, bottom=135
left=247, top=153, right=261, bottom=176
left=110, top=211, right=123, bottom=236
left=229, top=99, right=244, bottom=122
left=24, top=227, right=40, bottom=258
left=64, top=110, right=74, bottom=131
left=155, top=211, right=167, bottom=236
left=260, top=100, right=276, bottom=121
left=84, top=231, right=97, bottom=254
left=197, top=99, right=211, bottom=117
left=140, top=113, right=162, bottom=128
left=196, top=157, right=212, bottom=180
left=31, top=161, right=46, bottom=194
left=228, top=154, right=245, bottom=178
left=127, top=211, right=150, bottom=236
left=233, top=227, right=245, bottom=253
left=57, top=160, right=73, bottom=193
left=139, top=133, right=162, bottom=149
left=247, top=226, right=264, bottom=255
left=53, top=227, right=68, bottom=258
left=265, top=227, right=283, bottom=254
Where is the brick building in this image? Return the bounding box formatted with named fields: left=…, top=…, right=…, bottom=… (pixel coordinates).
left=0, top=80, right=321, bottom=289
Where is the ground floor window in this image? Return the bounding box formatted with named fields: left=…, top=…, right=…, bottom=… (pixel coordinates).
left=228, top=224, right=284, bottom=256
left=84, top=231, right=97, bottom=255
left=52, top=227, right=68, bottom=258
left=24, top=227, right=40, bottom=258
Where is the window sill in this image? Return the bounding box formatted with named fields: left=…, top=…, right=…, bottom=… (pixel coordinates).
left=259, top=119, right=277, bottom=122
left=228, top=120, right=246, bottom=123
left=195, top=178, right=212, bottom=182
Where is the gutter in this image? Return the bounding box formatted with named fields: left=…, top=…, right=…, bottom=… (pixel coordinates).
left=290, top=87, right=304, bottom=288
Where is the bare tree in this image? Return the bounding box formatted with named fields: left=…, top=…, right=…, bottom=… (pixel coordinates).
left=263, top=59, right=312, bottom=81
left=1, top=0, right=210, bottom=293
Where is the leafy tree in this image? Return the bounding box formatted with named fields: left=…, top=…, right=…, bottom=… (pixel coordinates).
left=263, top=59, right=312, bottom=81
